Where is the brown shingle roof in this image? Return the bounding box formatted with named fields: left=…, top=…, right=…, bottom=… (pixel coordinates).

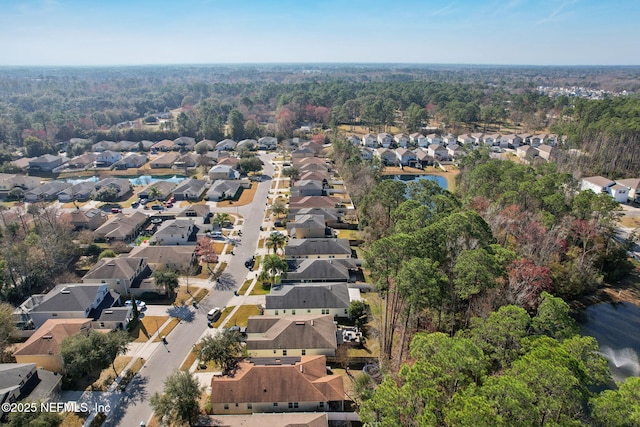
left=14, top=319, right=92, bottom=357
left=210, top=355, right=344, bottom=404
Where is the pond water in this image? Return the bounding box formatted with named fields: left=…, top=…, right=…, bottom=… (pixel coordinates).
left=577, top=302, right=640, bottom=382
left=382, top=174, right=448, bottom=190
left=125, top=175, right=186, bottom=186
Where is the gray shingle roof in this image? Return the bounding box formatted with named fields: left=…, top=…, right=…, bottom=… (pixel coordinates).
left=246, top=314, right=337, bottom=351
left=266, top=283, right=350, bottom=310
left=285, top=238, right=351, bottom=257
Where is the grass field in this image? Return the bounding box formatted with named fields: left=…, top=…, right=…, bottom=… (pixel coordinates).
left=225, top=304, right=262, bottom=327
left=217, top=182, right=258, bottom=207
left=130, top=316, right=168, bottom=342
left=153, top=317, right=180, bottom=342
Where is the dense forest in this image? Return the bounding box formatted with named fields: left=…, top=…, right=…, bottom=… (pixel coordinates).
left=329, top=135, right=637, bottom=425
left=0, top=64, right=639, bottom=176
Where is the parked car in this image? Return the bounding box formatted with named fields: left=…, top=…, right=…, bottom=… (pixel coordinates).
left=151, top=204, right=164, bottom=211
left=111, top=207, right=122, bottom=213
left=208, top=231, right=223, bottom=238
left=244, top=256, right=255, bottom=270
left=125, top=300, right=146, bottom=310
left=131, top=201, right=139, bottom=208
left=165, top=202, right=173, bottom=208
left=207, top=307, right=221, bottom=321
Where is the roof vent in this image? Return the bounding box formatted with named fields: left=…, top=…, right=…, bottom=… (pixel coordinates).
left=296, top=321, right=305, bottom=325
left=42, top=335, right=53, bottom=340
left=61, top=290, right=70, bottom=294
left=105, top=310, right=113, bottom=314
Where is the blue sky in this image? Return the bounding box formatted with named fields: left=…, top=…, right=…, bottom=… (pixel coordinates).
left=0, top=0, right=638, bottom=66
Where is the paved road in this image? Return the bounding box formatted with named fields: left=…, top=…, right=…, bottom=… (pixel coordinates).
left=106, top=152, right=276, bottom=426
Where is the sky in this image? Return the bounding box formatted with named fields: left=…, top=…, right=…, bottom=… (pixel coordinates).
left=0, top=0, right=639, bottom=66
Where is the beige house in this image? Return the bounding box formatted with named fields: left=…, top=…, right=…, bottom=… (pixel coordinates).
left=245, top=314, right=337, bottom=357
left=284, top=238, right=352, bottom=260
left=210, top=355, right=344, bottom=414
left=82, top=257, right=150, bottom=295
left=286, top=214, right=327, bottom=239
left=13, top=319, right=92, bottom=373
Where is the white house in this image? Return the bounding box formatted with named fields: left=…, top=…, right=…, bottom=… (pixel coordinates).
left=581, top=176, right=628, bottom=203
left=616, top=178, right=640, bottom=203
left=377, top=132, right=394, bottom=148
left=347, top=135, right=361, bottom=146
left=395, top=148, right=417, bottom=166
left=426, top=133, right=442, bottom=146
left=93, top=150, right=121, bottom=167
left=149, top=219, right=195, bottom=246
left=483, top=133, right=501, bottom=146
left=362, top=133, right=377, bottom=148
left=394, top=133, right=410, bottom=148
left=427, top=144, right=448, bottom=161
left=410, top=132, right=428, bottom=147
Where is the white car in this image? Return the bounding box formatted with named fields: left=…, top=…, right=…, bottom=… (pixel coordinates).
left=125, top=300, right=146, bottom=310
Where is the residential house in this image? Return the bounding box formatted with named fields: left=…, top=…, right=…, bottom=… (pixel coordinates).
left=209, top=355, right=344, bottom=414
left=177, top=204, right=211, bottom=220
left=297, top=162, right=329, bottom=174
left=374, top=148, right=397, bottom=166
left=291, top=147, right=316, bottom=158
left=443, top=133, right=458, bottom=146
left=470, top=133, right=484, bottom=145
left=67, top=153, right=96, bottom=169
left=581, top=176, right=615, bottom=195
left=284, top=238, right=352, bottom=260
left=299, top=171, right=330, bottom=184
left=447, top=144, right=464, bottom=161
left=283, top=259, right=358, bottom=283
left=457, top=134, right=474, bottom=145
left=427, top=144, right=449, bottom=161
left=290, top=180, right=324, bottom=198
left=65, top=208, right=106, bottom=230
left=257, top=136, right=278, bottom=150
left=0, top=363, right=61, bottom=417
left=25, top=181, right=72, bottom=202
left=28, top=155, right=64, bottom=172
left=287, top=208, right=341, bottom=228
left=14, top=283, right=117, bottom=329
left=545, top=134, right=559, bottom=146
left=174, top=136, right=196, bottom=151
left=414, top=148, right=434, bottom=168
left=289, top=196, right=345, bottom=212
left=93, top=150, right=122, bottom=167
left=13, top=319, right=93, bottom=373
left=286, top=214, right=327, bottom=239
left=426, top=133, right=442, bottom=146
left=347, top=135, right=361, bottom=146
left=208, top=164, right=239, bottom=181
left=395, top=148, right=417, bottom=166
left=172, top=178, right=208, bottom=201
left=138, top=181, right=177, bottom=201
left=149, top=219, right=196, bottom=246
left=500, top=134, right=522, bottom=148
left=94, top=177, right=131, bottom=200
left=300, top=141, right=324, bottom=156
left=516, top=145, right=537, bottom=161
left=264, top=283, right=351, bottom=317
left=616, top=178, right=640, bottom=203
left=483, top=133, right=501, bottom=146
left=245, top=315, right=337, bottom=357
left=151, top=139, right=175, bottom=153
left=530, top=134, right=545, bottom=147
left=92, top=140, right=117, bottom=152
left=535, top=144, right=556, bottom=161
left=0, top=174, right=41, bottom=199
left=217, top=156, right=241, bottom=169
left=8, top=157, right=34, bottom=172
left=82, top=257, right=150, bottom=295
left=376, top=132, right=393, bottom=148
left=113, top=140, right=139, bottom=152
left=206, top=180, right=250, bottom=202
left=93, top=307, right=133, bottom=331
left=111, top=153, right=147, bottom=170
left=174, top=153, right=198, bottom=169
left=237, top=139, right=258, bottom=151
left=216, top=139, right=237, bottom=151
left=362, top=133, right=377, bottom=148
left=150, top=152, right=180, bottom=168
left=394, top=133, right=410, bottom=148
left=94, top=211, right=148, bottom=242
left=360, top=147, right=374, bottom=161
left=411, top=132, right=428, bottom=147
left=127, top=245, right=197, bottom=272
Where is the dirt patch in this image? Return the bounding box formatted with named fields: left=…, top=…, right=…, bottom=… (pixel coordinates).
left=217, top=182, right=258, bottom=207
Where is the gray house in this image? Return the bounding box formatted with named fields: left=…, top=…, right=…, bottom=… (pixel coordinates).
left=25, top=181, right=72, bottom=202
left=284, top=238, right=352, bottom=259
left=172, top=178, right=208, bottom=201
left=265, top=283, right=351, bottom=317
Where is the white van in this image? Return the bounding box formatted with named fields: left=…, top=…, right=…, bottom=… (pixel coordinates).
left=207, top=307, right=221, bottom=321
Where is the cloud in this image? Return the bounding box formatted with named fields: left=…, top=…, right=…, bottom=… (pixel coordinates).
left=537, top=0, right=578, bottom=24
left=430, top=2, right=457, bottom=17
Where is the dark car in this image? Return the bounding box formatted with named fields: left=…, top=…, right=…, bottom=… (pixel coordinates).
left=151, top=204, right=164, bottom=211
left=244, top=257, right=255, bottom=269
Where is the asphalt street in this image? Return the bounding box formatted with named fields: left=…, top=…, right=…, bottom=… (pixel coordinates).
left=105, top=152, right=276, bottom=426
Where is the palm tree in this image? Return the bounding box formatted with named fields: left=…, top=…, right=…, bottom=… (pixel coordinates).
left=213, top=212, right=231, bottom=229
left=148, top=185, right=162, bottom=201
left=266, top=232, right=287, bottom=255
left=262, top=254, right=288, bottom=285
left=269, top=201, right=287, bottom=219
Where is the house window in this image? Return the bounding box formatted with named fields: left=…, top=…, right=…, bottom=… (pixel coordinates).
left=294, top=402, right=299, bottom=408
left=282, top=350, right=287, bottom=356
left=288, top=402, right=293, bottom=408
left=319, top=402, right=324, bottom=408
left=274, top=310, right=278, bottom=315
left=283, top=310, right=286, bottom=314
left=224, top=404, right=229, bottom=410
left=302, top=350, right=306, bottom=355
left=99, top=322, right=105, bottom=328
left=307, top=309, right=311, bottom=313
left=273, top=402, right=278, bottom=407
left=247, top=403, right=252, bottom=409
left=52, top=313, right=57, bottom=317
left=235, top=403, right=238, bottom=407
left=292, top=310, right=296, bottom=315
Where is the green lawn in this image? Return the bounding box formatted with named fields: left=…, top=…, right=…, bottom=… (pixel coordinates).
left=225, top=305, right=262, bottom=327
